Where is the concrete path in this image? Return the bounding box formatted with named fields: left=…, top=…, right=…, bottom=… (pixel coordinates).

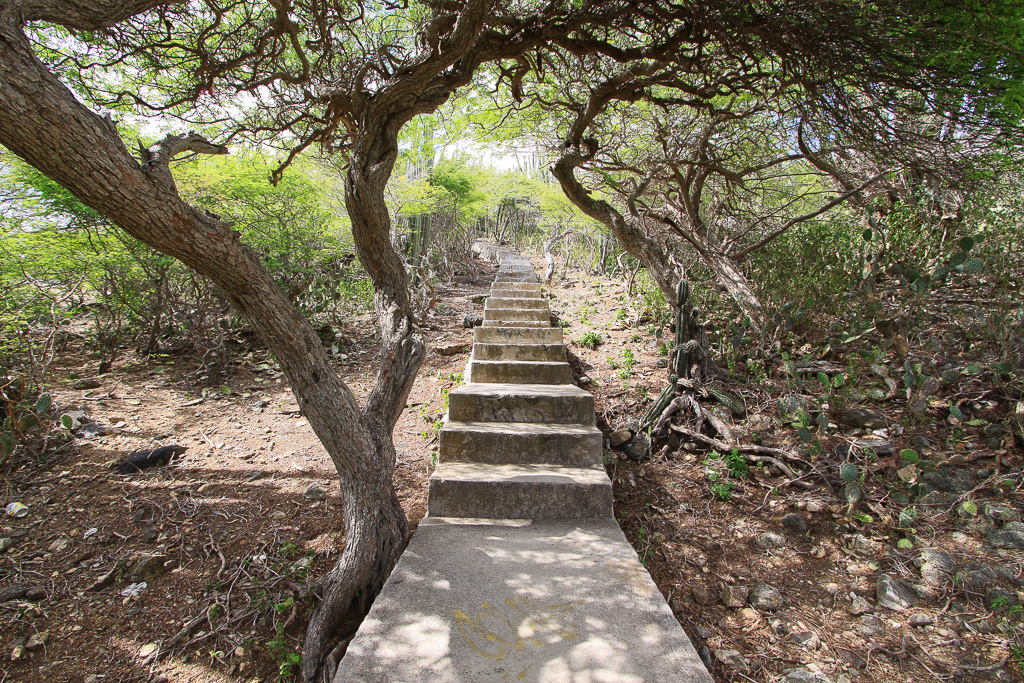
left=335, top=254, right=713, bottom=682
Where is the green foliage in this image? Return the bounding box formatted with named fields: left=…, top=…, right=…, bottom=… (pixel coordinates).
left=575, top=331, right=604, bottom=349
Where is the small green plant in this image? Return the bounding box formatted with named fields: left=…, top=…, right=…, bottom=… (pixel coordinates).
left=575, top=331, right=604, bottom=349
left=615, top=308, right=629, bottom=322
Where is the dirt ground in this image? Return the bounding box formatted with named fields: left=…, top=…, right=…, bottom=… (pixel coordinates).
left=2, top=253, right=1022, bottom=683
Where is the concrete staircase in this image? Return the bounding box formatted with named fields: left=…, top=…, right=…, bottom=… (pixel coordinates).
left=334, top=253, right=713, bottom=683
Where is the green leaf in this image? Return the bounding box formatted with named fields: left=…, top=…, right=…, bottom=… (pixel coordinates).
left=61, top=414, right=73, bottom=430
left=949, top=251, right=967, bottom=268
left=853, top=513, right=873, bottom=524
left=900, top=449, right=920, bottom=463
left=961, top=501, right=978, bottom=516
left=897, top=538, right=914, bottom=549
left=903, top=373, right=916, bottom=388
left=964, top=258, right=984, bottom=273
left=833, top=374, right=845, bottom=389
left=841, top=463, right=860, bottom=483
left=798, top=427, right=813, bottom=444
left=218, top=386, right=232, bottom=395
left=863, top=228, right=873, bottom=242
left=34, top=393, right=51, bottom=414
left=817, top=371, right=829, bottom=387
left=966, top=418, right=988, bottom=426
left=0, top=432, right=14, bottom=455
left=949, top=405, right=964, bottom=420
left=959, top=236, right=975, bottom=252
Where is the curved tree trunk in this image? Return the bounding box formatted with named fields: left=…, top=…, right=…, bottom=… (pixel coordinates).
left=701, top=249, right=765, bottom=333
left=552, top=152, right=683, bottom=304
left=0, top=12, right=414, bottom=682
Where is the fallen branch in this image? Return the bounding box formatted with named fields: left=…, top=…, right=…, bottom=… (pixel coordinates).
left=669, top=425, right=814, bottom=488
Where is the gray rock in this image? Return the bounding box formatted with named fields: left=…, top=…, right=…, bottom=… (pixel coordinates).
left=994, top=564, right=1024, bottom=586
left=621, top=432, right=651, bottom=462
left=876, top=575, right=918, bottom=611
left=609, top=428, right=633, bottom=447
left=985, top=503, right=1021, bottom=523
left=782, top=513, right=809, bottom=534
left=0, top=537, right=12, bottom=553
left=849, top=594, right=874, bottom=616
left=917, top=548, right=956, bottom=586
left=910, top=435, right=931, bottom=449
left=985, top=588, right=1016, bottom=612
left=988, top=521, right=1024, bottom=549
left=757, top=532, right=786, bottom=549
left=656, top=358, right=669, bottom=368
left=462, top=314, right=483, bottom=328
left=693, top=625, right=713, bottom=639
left=127, top=554, right=169, bottom=584
left=691, top=584, right=714, bottom=606
left=76, top=421, right=115, bottom=438
left=916, top=486, right=950, bottom=508
left=73, top=378, right=102, bottom=390
left=713, top=649, right=748, bottom=672
left=857, top=615, right=885, bottom=636
left=781, top=669, right=833, bottom=683
left=304, top=483, right=327, bottom=501
left=957, top=562, right=999, bottom=591
left=791, top=630, right=820, bottom=649
left=721, top=585, right=750, bottom=608
left=24, top=586, right=45, bottom=601
left=749, top=583, right=783, bottom=611
left=922, top=468, right=975, bottom=493
left=838, top=408, right=886, bottom=429
left=909, top=613, right=934, bottom=627
left=0, top=584, right=28, bottom=603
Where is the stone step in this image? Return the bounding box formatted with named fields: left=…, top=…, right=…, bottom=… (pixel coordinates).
left=472, top=342, right=565, bottom=361
left=440, top=421, right=601, bottom=466
left=428, top=463, right=612, bottom=519
left=474, top=326, right=563, bottom=344
left=481, top=319, right=551, bottom=328
left=495, top=274, right=539, bottom=283
left=491, top=281, right=542, bottom=291
left=484, top=296, right=548, bottom=310
left=483, top=307, right=549, bottom=322
left=490, top=287, right=544, bottom=299
left=467, top=359, right=572, bottom=384
left=333, top=517, right=713, bottom=683
left=447, top=383, right=593, bottom=424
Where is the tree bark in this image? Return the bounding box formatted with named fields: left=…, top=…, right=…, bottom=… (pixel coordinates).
left=552, top=150, right=683, bottom=304
left=0, top=11, right=410, bottom=682
left=701, top=248, right=765, bottom=332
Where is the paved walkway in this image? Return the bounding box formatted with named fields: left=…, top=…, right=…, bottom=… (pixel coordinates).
left=335, top=252, right=713, bottom=682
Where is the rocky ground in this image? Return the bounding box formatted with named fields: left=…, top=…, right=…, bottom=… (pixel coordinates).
left=2, top=253, right=1022, bottom=683
left=545, top=263, right=1023, bottom=683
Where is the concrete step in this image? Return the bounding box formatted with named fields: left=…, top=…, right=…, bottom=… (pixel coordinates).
left=333, top=517, right=713, bottom=683
left=483, top=307, right=549, bottom=322
left=428, top=463, right=612, bottom=519
left=440, top=421, right=601, bottom=466
left=472, top=342, right=565, bottom=361
left=492, top=281, right=542, bottom=291
left=490, top=287, right=543, bottom=299
left=495, top=274, right=539, bottom=283
left=474, top=326, right=563, bottom=344
left=484, top=296, right=548, bottom=310
left=481, top=319, right=551, bottom=328
left=447, top=383, right=594, bottom=424
left=467, top=360, right=572, bottom=384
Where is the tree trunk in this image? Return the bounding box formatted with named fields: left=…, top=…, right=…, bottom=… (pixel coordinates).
left=701, top=249, right=766, bottom=333
left=552, top=152, right=682, bottom=304
left=0, top=13, right=413, bottom=682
